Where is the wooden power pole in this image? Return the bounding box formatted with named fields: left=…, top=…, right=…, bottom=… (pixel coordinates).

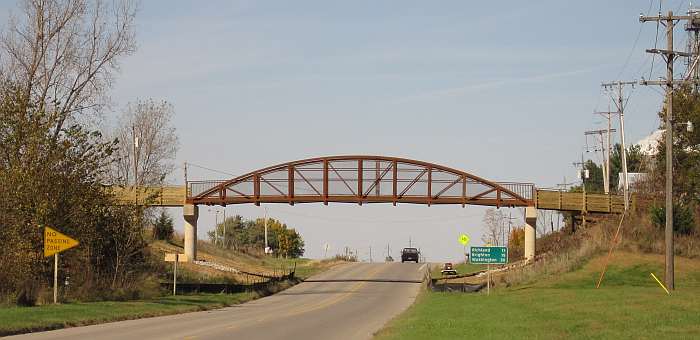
left=601, top=80, right=636, bottom=209
left=584, top=127, right=617, bottom=194
left=639, top=10, right=700, bottom=290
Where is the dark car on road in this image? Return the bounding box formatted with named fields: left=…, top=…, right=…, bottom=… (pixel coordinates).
left=440, top=262, right=457, bottom=276
left=401, top=247, right=419, bottom=263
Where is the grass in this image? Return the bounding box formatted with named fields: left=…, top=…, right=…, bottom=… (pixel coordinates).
left=0, top=245, right=338, bottom=336
left=257, top=256, right=330, bottom=279
left=430, top=262, right=486, bottom=278
left=0, top=293, right=256, bottom=336
left=151, top=240, right=336, bottom=282
left=377, top=252, right=700, bottom=339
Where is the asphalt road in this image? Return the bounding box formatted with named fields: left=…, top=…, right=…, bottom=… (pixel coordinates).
left=10, top=262, right=426, bottom=340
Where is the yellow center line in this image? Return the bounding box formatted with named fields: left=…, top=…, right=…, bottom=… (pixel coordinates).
left=278, top=264, right=387, bottom=318
left=225, top=264, right=387, bottom=328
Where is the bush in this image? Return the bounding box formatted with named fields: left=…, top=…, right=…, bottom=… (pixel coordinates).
left=153, top=211, right=174, bottom=241
left=650, top=203, right=695, bottom=235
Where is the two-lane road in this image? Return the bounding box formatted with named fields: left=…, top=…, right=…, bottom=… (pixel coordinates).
left=10, top=262, right=426, bottom=340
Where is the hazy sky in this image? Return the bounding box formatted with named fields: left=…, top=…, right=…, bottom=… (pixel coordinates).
left=2, top=1, right=688, bottom=261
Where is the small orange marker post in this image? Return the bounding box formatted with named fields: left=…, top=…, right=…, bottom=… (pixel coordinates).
left=650, top=273, right=671, bottom=295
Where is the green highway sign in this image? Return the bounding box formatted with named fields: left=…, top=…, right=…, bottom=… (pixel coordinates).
left=470, top=246, right=508, bottom=264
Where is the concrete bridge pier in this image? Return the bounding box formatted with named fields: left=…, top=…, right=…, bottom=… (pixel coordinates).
left=524, top=206, right=537, bottom=263
left=183, top=204, right=199, bottom=262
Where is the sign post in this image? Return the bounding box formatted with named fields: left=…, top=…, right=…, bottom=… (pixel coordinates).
left=458, top=234, right=470, bottom=264
left=44, top=226, right=79, bottom=304
left=165, top=253, right=186, bottom=295
left=174, top=254, right=178, bottom=295
left=487, top=254, right=492, bottom=296
left=469, top=246, right=508, bottom=296
left=54, top=254, right=58, bottom=303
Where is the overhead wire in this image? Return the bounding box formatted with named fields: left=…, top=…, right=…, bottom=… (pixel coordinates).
left=616, top=0, right=657, bottom=79
left=185, top=162, right=237, bottom=177
left=650, top=0, right=663, bottom=80
left=265, top=205, right=490, bottom=225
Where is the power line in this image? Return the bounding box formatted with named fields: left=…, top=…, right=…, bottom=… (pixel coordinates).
left=650, top=0, right=663, bottom=79
left=617, top=0, right=657, bottom=79
left=265, top=205, right=486, bottom=225
left=185, top=162, right=236, bottom=177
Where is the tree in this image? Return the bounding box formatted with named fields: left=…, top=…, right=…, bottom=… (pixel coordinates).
left=0, top=84, right=149, bottom=303
left=570, top=159, right=605, bottom=193
left=609, top=143, right=645, bottom=191
left=508, top=227, right=525, bottom=259
left=109, top=99, right=179, bottom=186
left=655, top=86, right=700, bottom=204
left=482, top=208, right=504, bottom=246
left=0, top=0, right=137, bottom=138
left=568, top=144, right=644, bottom=194
left=650, top=203, right=695, bottom=235
left=152, top=210, right=174, bottom=241
left=207, top=216, right=305, bottom=258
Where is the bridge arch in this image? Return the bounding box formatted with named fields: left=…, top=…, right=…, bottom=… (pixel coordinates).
left=186, top=155, right=534, bottom=208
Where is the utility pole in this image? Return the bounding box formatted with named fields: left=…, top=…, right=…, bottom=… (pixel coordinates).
left=639, top=10, right=700, bottom=290
left=573, top=154, right=589, bottom=230
left=183, top=162, right=188, bottom=190
left=504, top=212, right=517, bottom=245
left=557, top=176, right=575, bottom=191
left=556, top=176, right=575, bottom=232
left=132, top=125, right=139, bottom=187
left=584, top=128, right=617, bottom=194
left=500, top=217, right=505, bottom=246
left=685, top=7, right=700, bottom=89
left=222, top=207, right=226, bottom=249
left=264, top=207, right=269, bottom=255
left=214, top=210, right=220, bottom=246
left=601, top=80, right=636, bottom=209
left=586, top=109, right=617, bottom=195
left=369, top=246, right=372, bottom=263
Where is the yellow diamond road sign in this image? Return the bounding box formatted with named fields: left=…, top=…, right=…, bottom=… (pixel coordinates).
left=459, top=234, right=470, bottom=245
left=44, top=226, right=79, bottom=257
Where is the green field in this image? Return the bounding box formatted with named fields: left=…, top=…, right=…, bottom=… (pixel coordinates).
left=0, top=293, right=256, bottom=336
left=379, top=253, right=700, bottom=339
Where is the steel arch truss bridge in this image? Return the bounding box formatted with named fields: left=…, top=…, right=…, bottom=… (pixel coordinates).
left=188, top=156, right=534, bottom=208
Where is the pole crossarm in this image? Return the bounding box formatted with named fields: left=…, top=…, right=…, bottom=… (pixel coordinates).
left=185, top=156, right=535, bottom=207
left=640, top=14, right=697, bottom=23
left=645, top=48, right=693, bottom=58
left=639, top=79, right=700, bottom=86
left=584, top=128, right=617, bottom=135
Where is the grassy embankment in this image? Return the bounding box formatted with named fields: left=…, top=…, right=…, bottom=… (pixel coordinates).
left=0, top=240, right=337, bottom=336
left=378, top=252, right=700, bottom=339
left=429, top=262, right=485, bottom=278
left=152, top=239, right=332, bottom=282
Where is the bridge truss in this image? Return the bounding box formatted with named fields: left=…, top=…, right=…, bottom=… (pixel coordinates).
left=187, top=156, right=535, bottom=208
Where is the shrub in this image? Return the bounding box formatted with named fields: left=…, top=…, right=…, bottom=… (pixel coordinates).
left=153, top=211, right=174, bottom=241
left=650, top=203, right=695, bottom=235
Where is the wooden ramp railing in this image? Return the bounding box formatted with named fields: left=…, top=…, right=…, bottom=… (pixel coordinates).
left=535, top=190, right=625, bottom=213
left=109, top=186, right=186, bottom=207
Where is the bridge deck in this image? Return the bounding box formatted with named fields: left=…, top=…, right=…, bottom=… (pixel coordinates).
left=109, top=186, right=625, bottom=213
